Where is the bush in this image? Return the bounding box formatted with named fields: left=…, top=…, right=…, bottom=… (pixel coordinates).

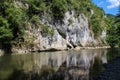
left=30, top=15, right=40, bottom=24
left=41, top=24, right=54, bottom=37
left=106, top=14, right=119, bottom=47
left=90, top=15, right=103, bottom=38
left=4, top=3, right=27, bottom=40
left=52, top=0, right=67, bottom=20
left=25, top=0, right=46, bottom=16
left=0, top=16, right=13, bottom=45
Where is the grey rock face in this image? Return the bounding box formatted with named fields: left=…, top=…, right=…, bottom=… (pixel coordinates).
left=63, top=11, right=93, bottom=47
left=39, top=30, right=67, bottom=51
left=38, top=11, right=94, bottom=51
left=38, top=11, right=105, bottom=51
left=53, top=11, right=96, bottom=47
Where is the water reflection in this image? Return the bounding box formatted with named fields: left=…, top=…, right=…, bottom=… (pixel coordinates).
left=0, top=49, right=116, bottom=80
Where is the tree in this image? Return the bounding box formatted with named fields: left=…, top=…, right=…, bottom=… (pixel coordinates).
left=52, top=0, right=67, bottom=20
left=106, top=26, right=119, bottom=48
left=115, top=4, right=120, bottom=47
left=107, top=4, right=120, bottom=48
left=5, top=7, right=25, bottom=39
left=25, top=0, right=46, bottom=16
left=0, top=16, right=13, bottom=52
left=106, top=14, right=118, bottom=48
left=0, top=1, right=27, bottom=52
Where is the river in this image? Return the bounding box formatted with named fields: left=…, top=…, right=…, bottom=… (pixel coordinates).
left=0, top=48, right=120, bottom=80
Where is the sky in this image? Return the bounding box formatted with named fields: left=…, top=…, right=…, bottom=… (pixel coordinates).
left=92, top=0, right=120, bottom=15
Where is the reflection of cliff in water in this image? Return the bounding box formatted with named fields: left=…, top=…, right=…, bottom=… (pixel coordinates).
left=0, top=49, right=108, bottom=80
left=33, top=50, right=107, bottom=80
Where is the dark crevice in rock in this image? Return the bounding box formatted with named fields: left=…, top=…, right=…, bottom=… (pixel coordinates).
left=67, top=44, right=72, bottom=49
left=56, top=28, right=66, bottom=39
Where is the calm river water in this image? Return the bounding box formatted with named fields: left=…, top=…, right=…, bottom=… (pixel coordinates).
left=0, top=48, right=120, bottom=80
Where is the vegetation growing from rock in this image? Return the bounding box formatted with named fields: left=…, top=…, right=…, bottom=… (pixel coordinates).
left=0, top=0, right=117, bottom=52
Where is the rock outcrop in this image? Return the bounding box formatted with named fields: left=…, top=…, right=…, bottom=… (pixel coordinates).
left=12, top=10, right=106, bottom=53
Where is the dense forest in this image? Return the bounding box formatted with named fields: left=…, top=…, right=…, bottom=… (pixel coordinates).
left=0, top=0, right=120, bottom=53
left=106, top=7, right=120, bottom=48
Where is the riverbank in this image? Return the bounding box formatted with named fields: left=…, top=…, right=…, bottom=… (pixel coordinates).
left=93, top=57, right=120, bottom=80
left=0, top=46, right=110, bottom=56
left=73, top=46, right=110, bottom=50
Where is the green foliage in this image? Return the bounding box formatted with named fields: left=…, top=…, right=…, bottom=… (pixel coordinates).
left=25, top=0, right=46, bottom=16
left=30, top=15, right=40, bottom=24
left=90, top=15, right=103, bottom=37
left=106, top=14, right=120, bottom=47
left=52, top=0, right=67, bottom=20
left=115, top=6, right=120, bottom=47
left=48, top=27, right=54, bottom=36
left=6, top=5, right=27, bottom=41
left=6, top=8, right=24, bottom=37
left=0, top=1, right=28, bottom=50
left=106, top=5, right=120, bottom=47
left=41, top=24, right=54, bottom=37
left=68, top=18, right=73, bottom=26
left=0, top=16, right=13, bottom=44
left=86, top=3, right=106, bottom=38
left=0, top=0, right=111, bottom=51
left=106, top=26, right=118, bottom=47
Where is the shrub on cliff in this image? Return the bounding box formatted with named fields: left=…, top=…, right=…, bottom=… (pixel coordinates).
left=0, top=16, right=13, bottom=52
left=0, top=1, right=28, bottom=50
left=52, top=0, right=67, bottom=20
left=0, top=16, right=13, bottom=44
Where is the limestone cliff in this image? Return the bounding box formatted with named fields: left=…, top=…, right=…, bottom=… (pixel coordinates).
left=12, top=10, right=106, bottom=53
left=0, top=1, right=107, bottom=53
